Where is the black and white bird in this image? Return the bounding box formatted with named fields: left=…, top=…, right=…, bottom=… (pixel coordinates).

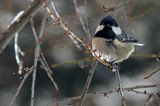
left=92, top=16, right=144, bottom=67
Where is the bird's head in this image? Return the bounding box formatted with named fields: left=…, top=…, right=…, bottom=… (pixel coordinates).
left=94, top=16, right=122, bottom=39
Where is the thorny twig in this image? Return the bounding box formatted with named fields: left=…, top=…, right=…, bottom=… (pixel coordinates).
left=79, top=61, right=98, bottom=106
left=53, top=84, right=158, bottom=105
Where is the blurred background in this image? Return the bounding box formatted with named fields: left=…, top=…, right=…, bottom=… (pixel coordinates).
left=0, top=0, right=160, bottom=106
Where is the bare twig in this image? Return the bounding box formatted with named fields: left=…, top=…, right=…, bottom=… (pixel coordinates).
left=31, top=15, right=59, bottom=105
left=144, top=67, right=160, bottom=79
left=53, top=84, right=158, bottom=105
left=43, top=0, right=83, bottom=50
left=132, top=54, right=160, bottom=58
left=39, top=52, right=59, bottom=92
left=37, top=14, right=59, bottom=92
left=130, top=89, right=151, bottom=95
left=10, top=69, right=33, bottom=106
left=31, top=66, right=37, bottom=106
left=114, top=65, right=126, bottom=106
left=144, top=94, right=153, bottom=106
left=10, top=14, right=47, bottom=105
left=79, top=61, right=98, bottom=106
left=101, top=0, right=130, bottom=16
left=14, top=33, right=25, bottom=74
left=30, top=17, right=40, bottom=106
left=51, top=54, right=160, bottom=68
left=51, top=57, right=92, bottom=68
left=12, top=11, right=25, bottom=74
left=39, top=54, right=59, bottom=106
left=0, top=0, right=44, bottom=54
left=114, top=0, right=130, bottom=29
left=154, top=94, right=160, bottom=106
left=73, top=0, right=91, bottom=40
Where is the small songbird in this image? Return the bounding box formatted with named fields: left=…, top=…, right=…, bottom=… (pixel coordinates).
left=92, top=16, right=144, bottom=67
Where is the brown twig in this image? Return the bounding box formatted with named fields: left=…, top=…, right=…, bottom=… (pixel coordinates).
left=43, top=0, right=83, bottom=50
left=79, top=61, right=98, bottom=106
left=38, top=15, right=59, bottom=93
left=0, top=0, right=43, bottom=54
left=30, top=17, right=40, bottom=106
left=10, top=69, right=33, bottom=106
left=114, top=65, right=126, bottom=106
left=73, top=0, right=91, bottom=40
left=144, top=94, right=153, bottom=106
left=39, top=52, right=59, bottom=93
left=14, top=33, right=24, bottom=74
left=53, top=84, right=158, bottom=105
left=31, top=14, right=59, bottom=105
left=144, top=67, right=160, bottom=79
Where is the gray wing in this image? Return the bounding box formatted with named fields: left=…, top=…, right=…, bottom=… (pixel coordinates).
left=116, top=31, right=138, bottom=43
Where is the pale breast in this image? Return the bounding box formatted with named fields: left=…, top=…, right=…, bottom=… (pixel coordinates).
left=92, top=38, right=135, bottom=64
left=92, top=38, right=118, bottom=62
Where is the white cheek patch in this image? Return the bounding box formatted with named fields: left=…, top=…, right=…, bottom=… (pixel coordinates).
left=112, top=26, right=122, bottom=35
left=95, top=25, right=104, bottom=33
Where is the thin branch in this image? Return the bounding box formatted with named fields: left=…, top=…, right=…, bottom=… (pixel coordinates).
left=54, top=84, right=158, bottom=105
left=0, top=0, right=43, bottom=54
left=144, top=94, right=153, bottom=106
left=10, top=14, right=47, bottom=106
left=114, top=0, right=130, bottom=29
left=101, top=0, right=130, bottom=16
left=31, top=14, right=59, bottom=104
left=132, top=54, right=160, bottom=58
left=114, top=65, right=126, bottom=106
left=144, top=67, right=160, bottom=79
left=130, top=89, right=151, bottom=95
left=43, top=0, right=106, bottom=52
left=36, top=14, right=59, bottom=92
left=45, top=0, right=83, bottom=50
left=14, top=33, right=25, bottom=74
left=31, top=66, right=37, bottom=106
left=51, top=54, right=160, bottom=68
left=10, top=69, right=33, bottom=106
left=154, top=94, right=160, bottom=106
left=79, top=61, right=98, bottom=106
left=73, top=0, right=91, bottom=40
left=51, top=57, right=92, bottom=68
left=30, top=17, right=40, bottom=106
left=39, top=52, right=59, bottom=92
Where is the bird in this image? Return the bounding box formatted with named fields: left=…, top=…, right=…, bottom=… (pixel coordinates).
left=92, top=16, right=144, bottom=68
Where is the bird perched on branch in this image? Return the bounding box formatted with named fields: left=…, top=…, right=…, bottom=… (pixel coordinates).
left=92, top=16, right=144, bottom=68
